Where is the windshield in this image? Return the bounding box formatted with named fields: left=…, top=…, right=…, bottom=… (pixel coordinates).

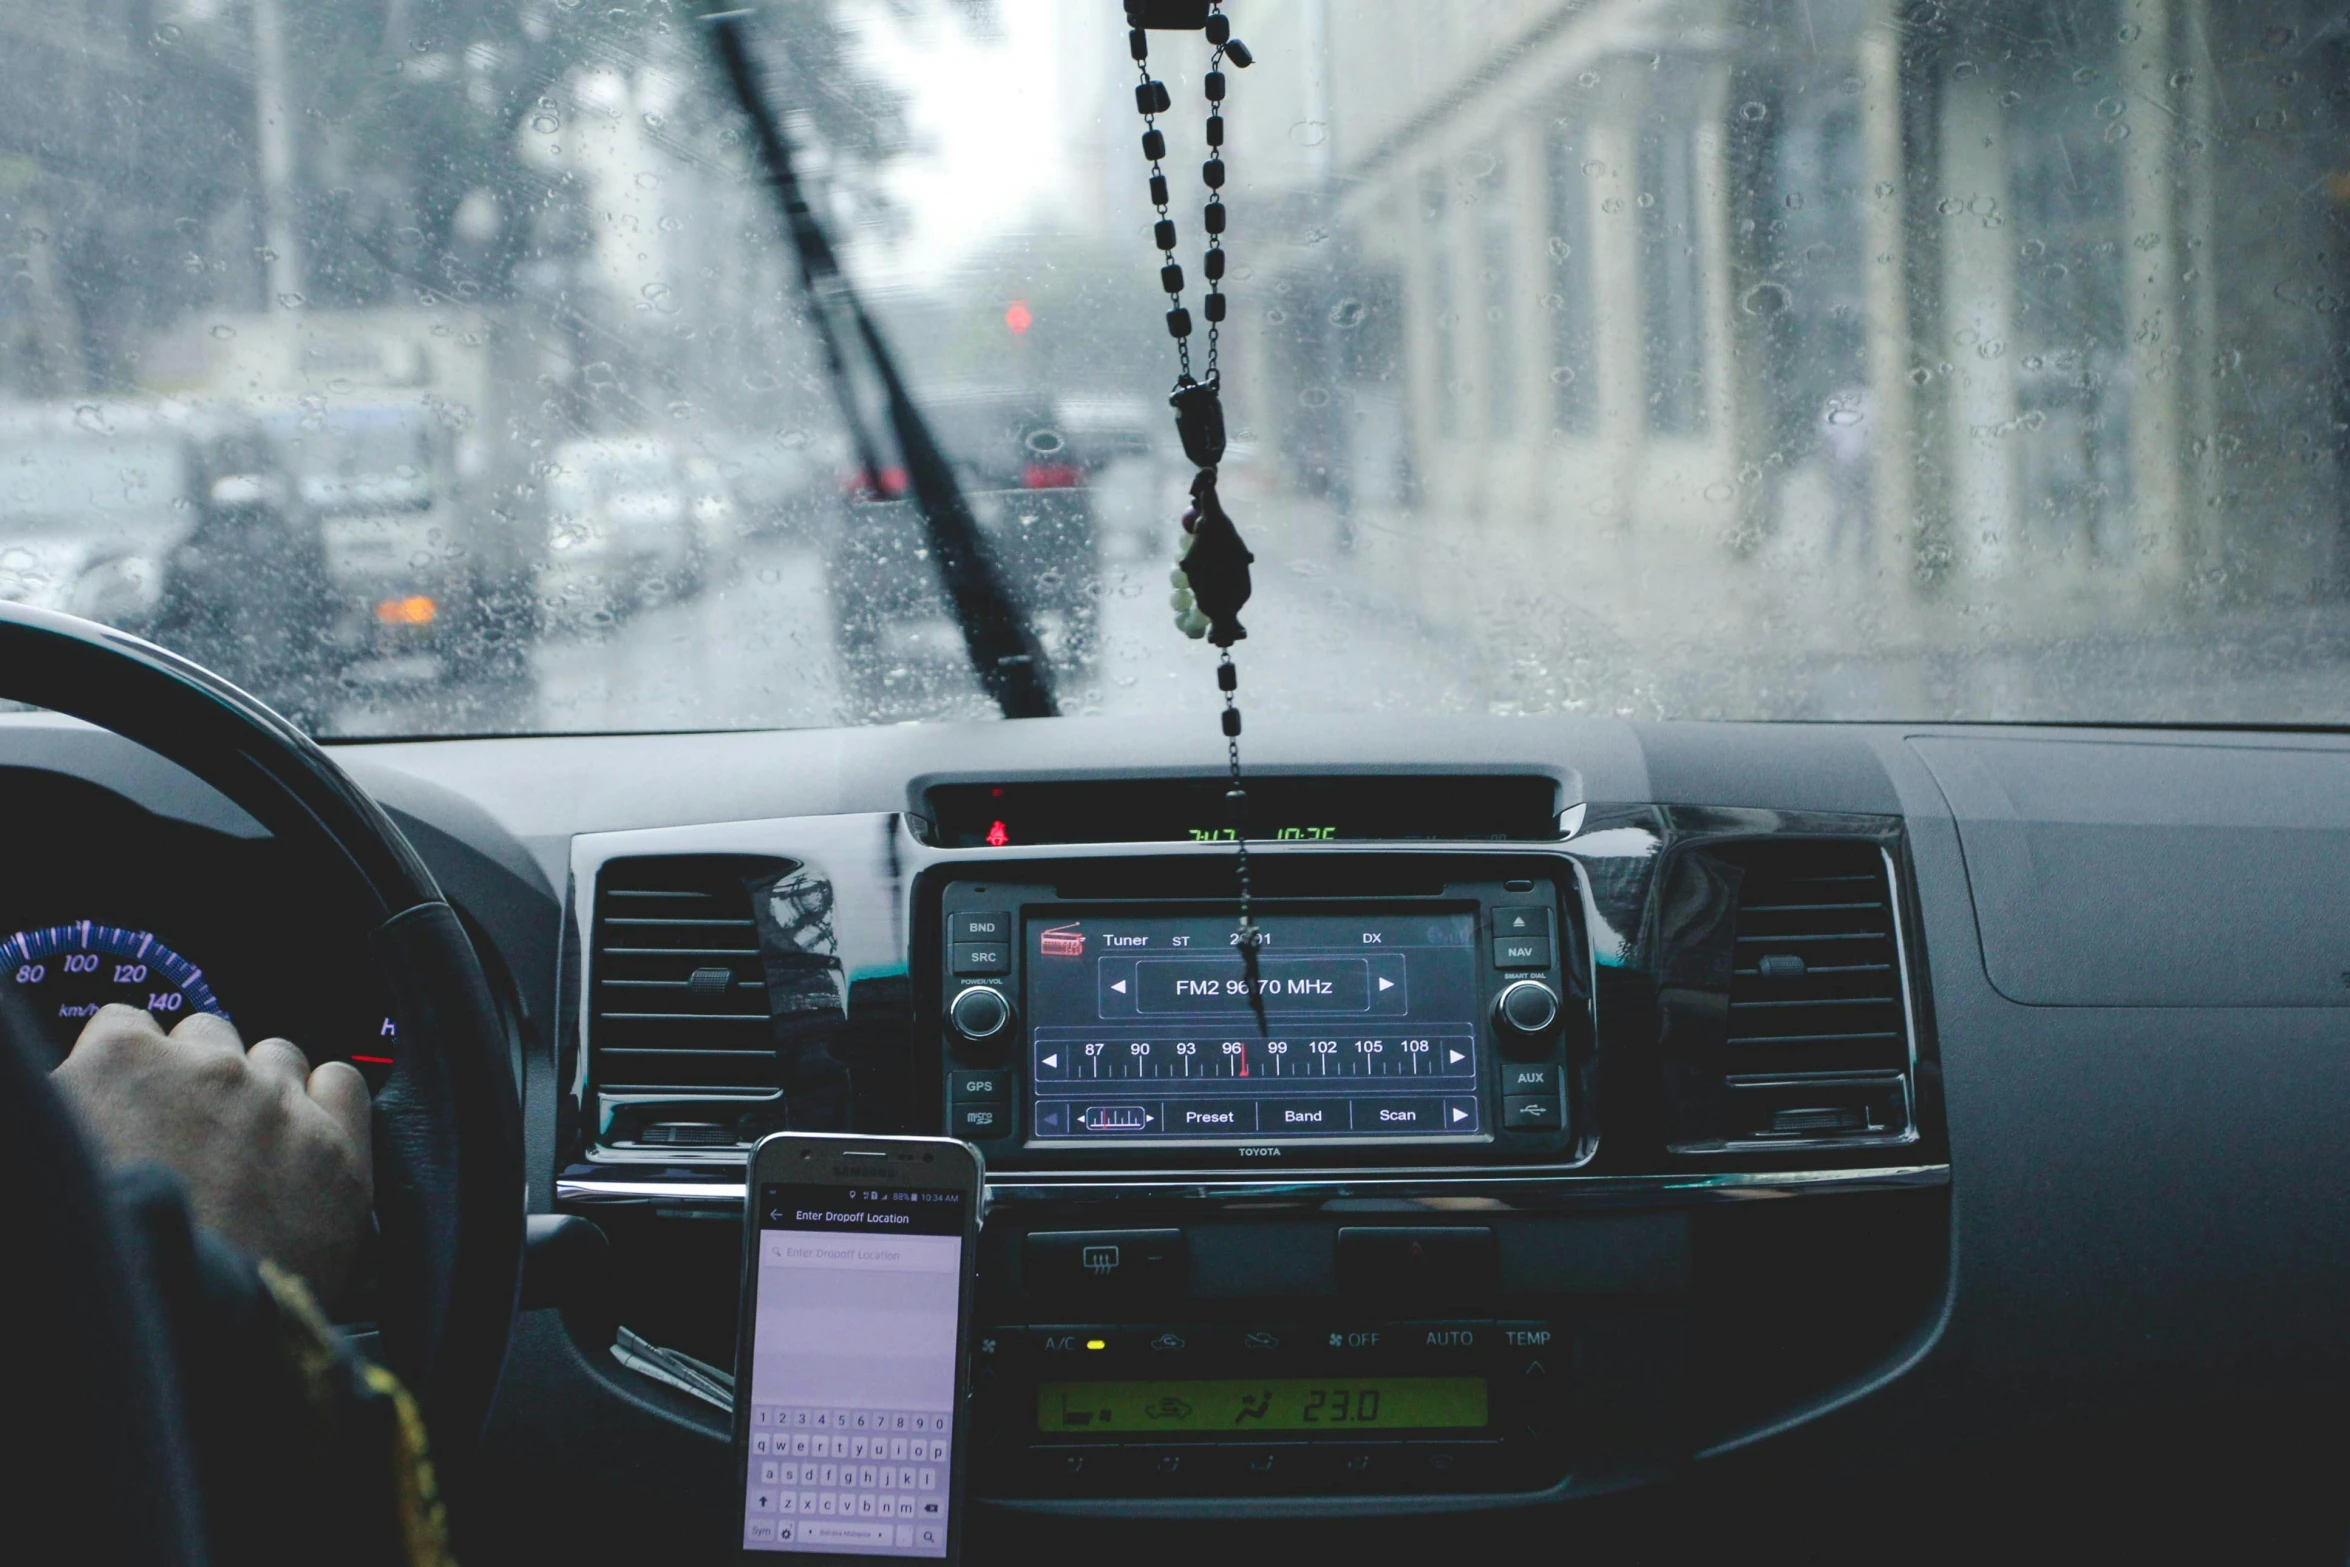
left=3, top=0, right=2346, bottom=734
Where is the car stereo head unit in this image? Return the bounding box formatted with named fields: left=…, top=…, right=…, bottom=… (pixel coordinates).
left=928, top=869, right=1587, bottom=1170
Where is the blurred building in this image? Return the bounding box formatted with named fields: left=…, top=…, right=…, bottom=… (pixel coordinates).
left=1235, top=0, right=2350, bottom=643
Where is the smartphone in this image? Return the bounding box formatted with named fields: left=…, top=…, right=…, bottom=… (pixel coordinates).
left=734, top=1132, right=984, bottom=1561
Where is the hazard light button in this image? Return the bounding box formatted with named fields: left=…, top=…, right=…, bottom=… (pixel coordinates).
left=1334, top=1226, right=1497, bottom=1301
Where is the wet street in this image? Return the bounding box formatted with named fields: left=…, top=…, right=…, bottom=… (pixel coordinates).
left=329, top=459, right=1491, bottom=738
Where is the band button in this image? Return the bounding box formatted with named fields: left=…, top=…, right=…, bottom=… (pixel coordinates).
left=950, top=910, right=1012, bottom=943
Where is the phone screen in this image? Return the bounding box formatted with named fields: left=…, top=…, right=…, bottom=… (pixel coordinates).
left=741, top=1180, right=969, bottom=1557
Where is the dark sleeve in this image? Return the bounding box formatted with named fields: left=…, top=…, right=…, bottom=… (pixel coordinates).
left=111, top=1165, right=455, bottom=1567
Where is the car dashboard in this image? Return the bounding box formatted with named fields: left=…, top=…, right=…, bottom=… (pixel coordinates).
left=10, top=710, right=2349, bottom=1559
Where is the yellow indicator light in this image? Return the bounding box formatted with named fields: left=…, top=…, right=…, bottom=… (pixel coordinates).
left=375, top=595, right=439, bottom=626
left=1085, top=1339, right=1107, bottom=1351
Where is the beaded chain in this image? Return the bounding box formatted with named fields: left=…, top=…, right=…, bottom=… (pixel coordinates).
left=1124, top=2, right=1267, bottom=990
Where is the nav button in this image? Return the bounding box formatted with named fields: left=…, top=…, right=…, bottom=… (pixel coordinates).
left=1492, top=935, right=1553, bottom=970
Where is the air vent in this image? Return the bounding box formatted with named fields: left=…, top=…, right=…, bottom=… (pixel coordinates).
left=1718, top=839, right=1913, bottom=1144
left=589, top=855, right=791, bottom=1097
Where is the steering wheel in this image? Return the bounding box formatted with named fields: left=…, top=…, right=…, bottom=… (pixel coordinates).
left=0, top=601, right=524, bottom=1458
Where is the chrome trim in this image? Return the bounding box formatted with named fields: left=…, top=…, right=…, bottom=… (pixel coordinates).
left=557, top=1161, right=1949, bottom=1208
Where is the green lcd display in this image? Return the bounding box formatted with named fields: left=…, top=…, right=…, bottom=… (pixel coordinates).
left=1036, top=1377, right=1488, bottom=1434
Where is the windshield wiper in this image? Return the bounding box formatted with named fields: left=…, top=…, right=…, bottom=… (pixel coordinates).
left=704, top=10, right=1059, bottom=720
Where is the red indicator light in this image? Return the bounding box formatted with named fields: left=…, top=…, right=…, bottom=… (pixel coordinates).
left=1005, top=300, right=1033, bottom=335
left=352, top=1054, right=395, bottom=1065
left=1022, top=462, right=1083, bottom=489
left=985, top=819, right=1010, bottom=847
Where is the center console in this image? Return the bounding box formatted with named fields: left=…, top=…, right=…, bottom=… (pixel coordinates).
left=557, top=792, right=1950, bottom=1519
left=930, top=865, right=1589, bottom=1170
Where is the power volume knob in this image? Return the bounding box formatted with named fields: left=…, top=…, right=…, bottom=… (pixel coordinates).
left=1492, top=979, right=1560, bottom=1056
left=948, top=985, right=1013, bottom=1057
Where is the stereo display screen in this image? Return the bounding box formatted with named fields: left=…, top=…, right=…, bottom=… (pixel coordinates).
left=1023, top=908, right=1486, bottom=1146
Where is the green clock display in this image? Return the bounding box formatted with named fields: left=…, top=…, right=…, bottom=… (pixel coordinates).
left=1036, top=1376, right=1488, bottom=1434
left=1185, top=825, right=1336, bottom=842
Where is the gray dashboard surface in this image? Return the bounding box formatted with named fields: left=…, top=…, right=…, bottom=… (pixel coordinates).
left=1911, top=732, right=2350, bottom=1007
left=19, top=708, right=2350, bottom=1520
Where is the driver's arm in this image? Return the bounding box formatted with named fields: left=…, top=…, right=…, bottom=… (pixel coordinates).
left=52, top=1003, right=372, bottom=1307
left=49, top=1005, right=454, bottom=1566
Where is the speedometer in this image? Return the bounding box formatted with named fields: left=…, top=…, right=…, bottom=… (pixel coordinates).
left=4, top=921, right=227, bottom=1053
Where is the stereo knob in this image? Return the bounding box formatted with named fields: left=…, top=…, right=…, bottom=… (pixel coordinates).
left=1492, top=979, right=1560, bottom=1055
left=948, top=985, right=1013, bottom=1056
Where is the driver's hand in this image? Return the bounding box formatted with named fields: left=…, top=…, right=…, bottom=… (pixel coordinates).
left=53, top=1004, right=372, bottom=1307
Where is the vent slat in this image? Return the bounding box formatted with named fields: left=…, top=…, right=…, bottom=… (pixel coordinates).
left=598, top=1046, right=777, bottom=1058
left=1726, top=1030, right=1902, bottom=1046
left=597, top=1011, right=770, bottom=1023
left=596, top=949, right=761, bottom=963
left=1732, top=931, right=1883, bottom=944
